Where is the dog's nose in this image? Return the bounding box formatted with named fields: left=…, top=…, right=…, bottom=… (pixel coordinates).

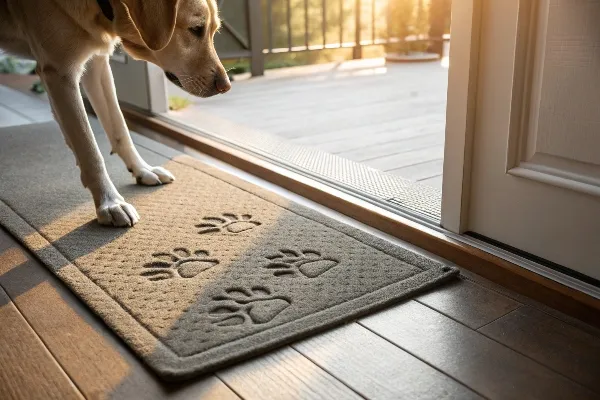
left=215, top=74, right=231, bottom=94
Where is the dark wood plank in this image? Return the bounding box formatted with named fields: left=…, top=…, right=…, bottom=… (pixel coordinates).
left=0, top=229, right=239, bottom=400
left=416, top=277, right=522, bottom=329
left=360, top=301, right=597, bottom=399
left=0, top=287, right=82, bottom=400
left=459, top=270, right=600, bottom=339
left=217, top=347, right=362, bottom=400
left=479, top=306, right=600, bottom=394
left=293, top=323, right=483, bottom=399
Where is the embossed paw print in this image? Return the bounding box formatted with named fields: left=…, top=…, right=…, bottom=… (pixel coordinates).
left=196, top=213, right=261, bottom=235
left=263, top=249, right=339, bottom=278
left=208, top=287, right=290, bottom=327
left=141, top=248, right=219, bottom=281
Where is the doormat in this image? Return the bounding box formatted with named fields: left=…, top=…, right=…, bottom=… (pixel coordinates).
left=0, top=121, right=458, bottom=380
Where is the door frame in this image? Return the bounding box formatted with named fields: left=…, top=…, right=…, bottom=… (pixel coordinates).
left=440, top=0, right=481, bottom=234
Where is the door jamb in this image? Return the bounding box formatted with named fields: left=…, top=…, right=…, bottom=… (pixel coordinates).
left=441, top=0, right=481, bottom=233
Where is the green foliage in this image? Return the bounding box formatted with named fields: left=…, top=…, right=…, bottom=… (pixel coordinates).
left=31, top=81, right=45, bottom=94
left=223, top=57, right=304, bottom=76
left=168, top=96, right=192, bottom=111
left=0, top=55, right=37, bottom=74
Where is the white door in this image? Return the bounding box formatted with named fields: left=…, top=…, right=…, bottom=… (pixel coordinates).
left=465, top=0, right=600, bottom=281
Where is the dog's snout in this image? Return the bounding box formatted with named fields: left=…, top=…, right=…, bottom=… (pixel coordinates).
left=215, top=74, right=231, bottom=94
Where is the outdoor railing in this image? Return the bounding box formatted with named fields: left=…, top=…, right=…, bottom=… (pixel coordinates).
left=215, top=0, right=451, bottom=76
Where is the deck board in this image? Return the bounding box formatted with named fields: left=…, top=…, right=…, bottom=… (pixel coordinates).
left=166, top=58, right=448, bottom=189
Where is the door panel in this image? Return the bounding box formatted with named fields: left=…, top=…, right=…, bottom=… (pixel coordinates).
left=468, top=0, right=600, bottom=280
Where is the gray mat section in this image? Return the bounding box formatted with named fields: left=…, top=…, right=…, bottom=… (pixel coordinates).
left=0, top=121, right=457, bottom=380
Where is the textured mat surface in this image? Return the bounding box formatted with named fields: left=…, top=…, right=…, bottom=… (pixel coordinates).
left=0, top=121, right=457, bottom=380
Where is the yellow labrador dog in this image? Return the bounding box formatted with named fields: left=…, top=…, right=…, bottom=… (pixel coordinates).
left=0, top=0, right=231, bottom=226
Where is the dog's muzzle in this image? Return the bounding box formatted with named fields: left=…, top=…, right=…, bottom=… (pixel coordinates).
left=165, top=71, right=182, bottom=88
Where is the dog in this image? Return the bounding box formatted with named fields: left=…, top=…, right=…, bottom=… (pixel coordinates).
left=0, top=0, right=231, bottom=226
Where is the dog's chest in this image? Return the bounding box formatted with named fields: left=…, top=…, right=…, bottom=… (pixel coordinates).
left=94, top=36, right=121, bottom=57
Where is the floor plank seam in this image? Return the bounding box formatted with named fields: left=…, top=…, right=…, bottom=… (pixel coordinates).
left=213, top=374, right=245, bottom=400
left=355, top=318, right=490, bottom=400
left=0, top=283, right=86, bottom=399
left=286, top=346, right=369, bottom=400
left=474, top=305, right=525, bottom=331
left=290, top=340, right=370, bottom=400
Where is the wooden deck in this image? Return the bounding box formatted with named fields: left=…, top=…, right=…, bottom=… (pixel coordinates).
left=166, top=57, right=449, bottom=190
left=2, top=91, right=600, bottom=399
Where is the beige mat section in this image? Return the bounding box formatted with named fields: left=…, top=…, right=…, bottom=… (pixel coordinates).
left=0, top=125, right=457, bottom=381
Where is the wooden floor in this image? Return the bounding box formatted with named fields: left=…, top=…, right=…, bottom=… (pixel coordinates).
left=167, top=57, right=448, bottom=190
left=3, top=211, right=600, bottom=400
left=2, top=83, right=600, bottom=400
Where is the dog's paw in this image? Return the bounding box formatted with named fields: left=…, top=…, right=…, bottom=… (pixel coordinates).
left=97, top=199, right=140, bottom=227
left=134, top=166, right=175, bottom=186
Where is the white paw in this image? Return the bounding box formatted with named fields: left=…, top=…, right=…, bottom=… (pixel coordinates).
left=133, top=166, right=175, bottom=186
left=97, top=199, right=140, bottom=227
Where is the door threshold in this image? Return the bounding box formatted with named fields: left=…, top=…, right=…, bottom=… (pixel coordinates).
left=121, top=106, right=600, bottom=328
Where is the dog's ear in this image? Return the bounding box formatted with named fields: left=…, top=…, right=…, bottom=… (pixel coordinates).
left=120, top=0, right=179, bottom=51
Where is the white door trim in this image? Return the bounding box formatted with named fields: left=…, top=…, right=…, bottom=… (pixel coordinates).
left=146, top=63, right=168, bottom=114
left=440, top=0, right=482, bottom=233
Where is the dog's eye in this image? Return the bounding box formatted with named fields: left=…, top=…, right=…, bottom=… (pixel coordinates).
left=189, top=25, right=206, bottom=39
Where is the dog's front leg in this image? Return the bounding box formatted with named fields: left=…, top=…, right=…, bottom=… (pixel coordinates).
left=81, top=55, right=175, bottom=186
left=40, top=66, right=139, bottom=227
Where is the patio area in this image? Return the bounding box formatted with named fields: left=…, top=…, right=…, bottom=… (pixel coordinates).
left=166, top=56, right=449, bottom=189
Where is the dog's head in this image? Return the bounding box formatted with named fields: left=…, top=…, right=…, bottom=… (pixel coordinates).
left=116, top=0, right=230, bottom=97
